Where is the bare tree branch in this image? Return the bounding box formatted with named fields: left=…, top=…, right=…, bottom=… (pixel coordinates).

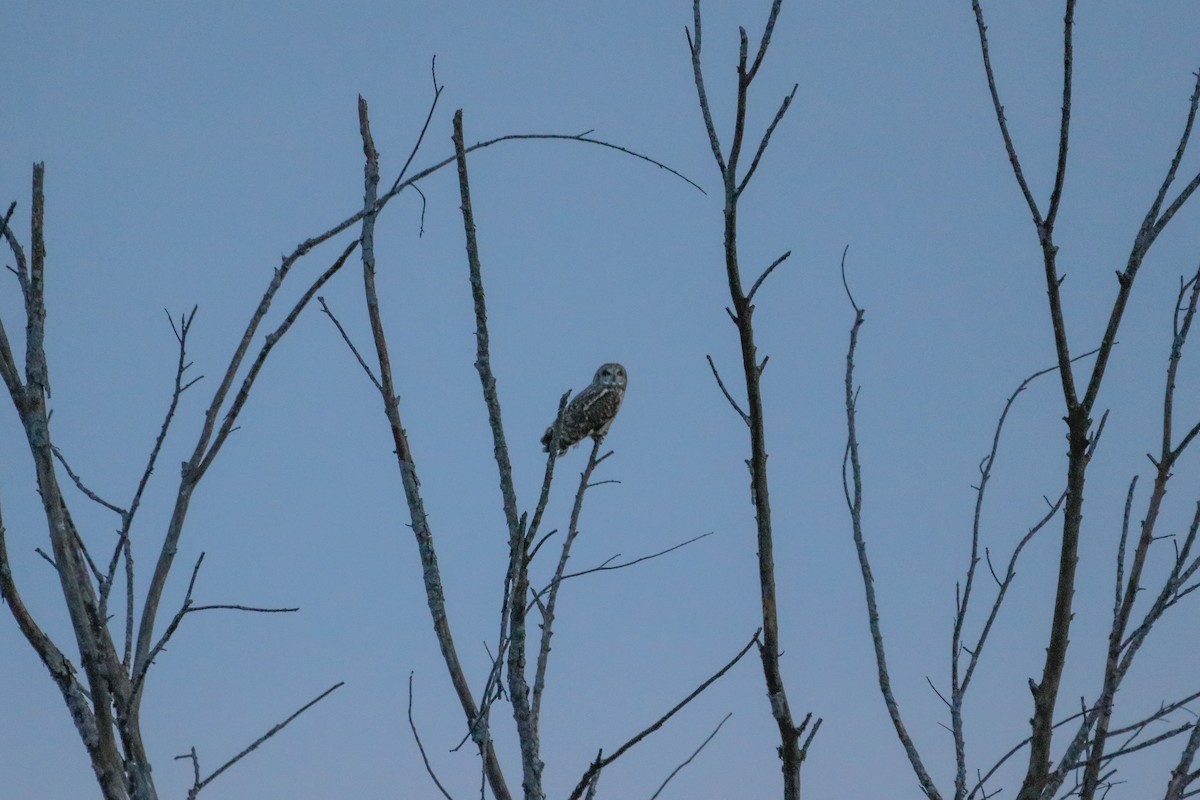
left=352, top=96, right=511, bottom=800
left=950, top=348, right=1096, bottom=797
left=453, top=107, right=542, bottom=799
left=132, top=236, right=358, bottom=700
left=1, top=164, right=136, bottom=800
left=177, top=681, right=343, bottom=799
left=971, top=0, right=1045, bottom=229
left=688, top=7, right=813, bottom=792
left=648, top=712, right=733, bottom=800
left=317, top=296, right=383, bottom=393
left=705, top=355, right=750, bottom=425
left=408, top=673, right=456, bottom=800
left=1082, top=70, right=1200, bottom=415
left=745, top=251, right=791, bottom=305
left=1165, top=721, right=1200, bottom=800
left=553, top=531, right=714, bottom=585
left=1070, top=265, right=1200, bottom=800
left=841, top=254, right=943, bottom=800
left=736, top=85, right=797, bottom=198
left=107, top=307, right=201, bottom=667
left=52, top=447, right=126, bottom=517
left=0, top=499, right=101, bottom=761
left=566, top=630, right=760, bottom=800
left=531, top=439, right=606, bottom=724
left=390, top=55, right=446, bottom=195
left=969, top=6, right=1200, bottom=797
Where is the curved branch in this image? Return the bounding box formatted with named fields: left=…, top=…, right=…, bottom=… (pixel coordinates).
left=842, top=261, right=942, bottom=800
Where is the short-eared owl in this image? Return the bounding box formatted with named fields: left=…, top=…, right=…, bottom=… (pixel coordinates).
left=541, top=362, right=627, bottom=454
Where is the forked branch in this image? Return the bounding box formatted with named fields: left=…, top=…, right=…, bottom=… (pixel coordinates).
left=688, top=4, right=814, bottom=795
left=565, top=630, right=760, bottom=800
left=176, top=681, right=343, bottom=799
left=352, top=96, right=512, bottom=800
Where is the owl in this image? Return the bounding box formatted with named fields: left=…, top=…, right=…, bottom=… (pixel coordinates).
left=541, top=362, right=628, bottom=454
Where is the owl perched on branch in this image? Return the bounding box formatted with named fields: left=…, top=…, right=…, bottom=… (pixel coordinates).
left=541, top=363, right=627, bottom=454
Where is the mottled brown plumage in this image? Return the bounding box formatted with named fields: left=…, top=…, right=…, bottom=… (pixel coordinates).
left=541, top=363, right=627, bottom=454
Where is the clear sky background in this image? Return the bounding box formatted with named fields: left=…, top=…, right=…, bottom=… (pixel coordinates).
left=3, top=3, right=1200, bottom=799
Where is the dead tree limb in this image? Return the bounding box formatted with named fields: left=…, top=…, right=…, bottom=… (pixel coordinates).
left=176, top=682, right=343, bottom=800
left=0, top=155, right=353, bottom=800
left=351, top=96, right=513, bottom=800
left=686, top=3, right=817, bottom=795
left=972, top=3, right=1200, bottom=796
left=453, top=107, right=544, bottom=800
left=565, top=630, right=760, bottom=800
left=841, top=254, right=943, bottom=800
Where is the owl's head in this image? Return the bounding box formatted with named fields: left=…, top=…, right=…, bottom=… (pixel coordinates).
left=593, top=362, right=627, bottom=389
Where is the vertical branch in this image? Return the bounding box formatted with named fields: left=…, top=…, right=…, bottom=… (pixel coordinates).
left=841, top=263, right=942, bottom=800
left=354, top=97, right=512, bottom=800
left=972, top=5, right=1200, bottom=797
left=452, top=108, right=541, bottom=800
left=1070, top=269, right=1200, bottom=799
left=531, top=440, right=606, bottom=721
left=0, top=203, right=26, bottom=399
left=950, top=355, right=1084, bottom=799
left=26, top=163, right=50, bottom=398
left=452, top=109, right=524, bottom=545
left=4, top=165, right=134, bottom=800
left=688, top=3, right=816, bottom=796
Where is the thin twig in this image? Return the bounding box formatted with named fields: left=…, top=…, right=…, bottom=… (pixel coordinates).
left=746, top=251, right=791, bottom=304
left=648, top=712, right=733, bottom=800
left=52, top=448, right=126, bottom=517
left=390, top=56, right=446, bottom=194
left=178, top=681, right=344, bottom=799
left=550, top=531, right=714, bottom=589
left=134, top=553, right=206, bottom=694
left=318, top=296, right=382, bottom=393
left=736, top=85, right=798, bottom=198
left=408, top=673, right=455, bottom=800
left=565, top=629, right=761, bottom=800
left=971, top=0, right=1044, bottom=228
left=705, top=355, right=749, bottom=425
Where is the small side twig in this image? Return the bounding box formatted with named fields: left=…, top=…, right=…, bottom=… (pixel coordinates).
left=52, top=447, right=126, bottom=517
left=133, top=553, right=297, bottom=695
left=176, top=681, right=343, bottom=800
left=390, top=56, right=446, bottom=194
left=318, top=297, right=382, bottom=393
left=565, top=629, right=760, bottom=800
left=536, top=531, right=714, bottom=597
left=648, top=712, right=733, bottom=800
left=706, top=355, right=749, bottom=425
left=408, top=672, right=455, bottom=800
left=745, top=251, right=791, bottom=304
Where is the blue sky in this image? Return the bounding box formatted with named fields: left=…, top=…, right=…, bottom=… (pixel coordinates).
left=3, top=3, right=1200, bottom=798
